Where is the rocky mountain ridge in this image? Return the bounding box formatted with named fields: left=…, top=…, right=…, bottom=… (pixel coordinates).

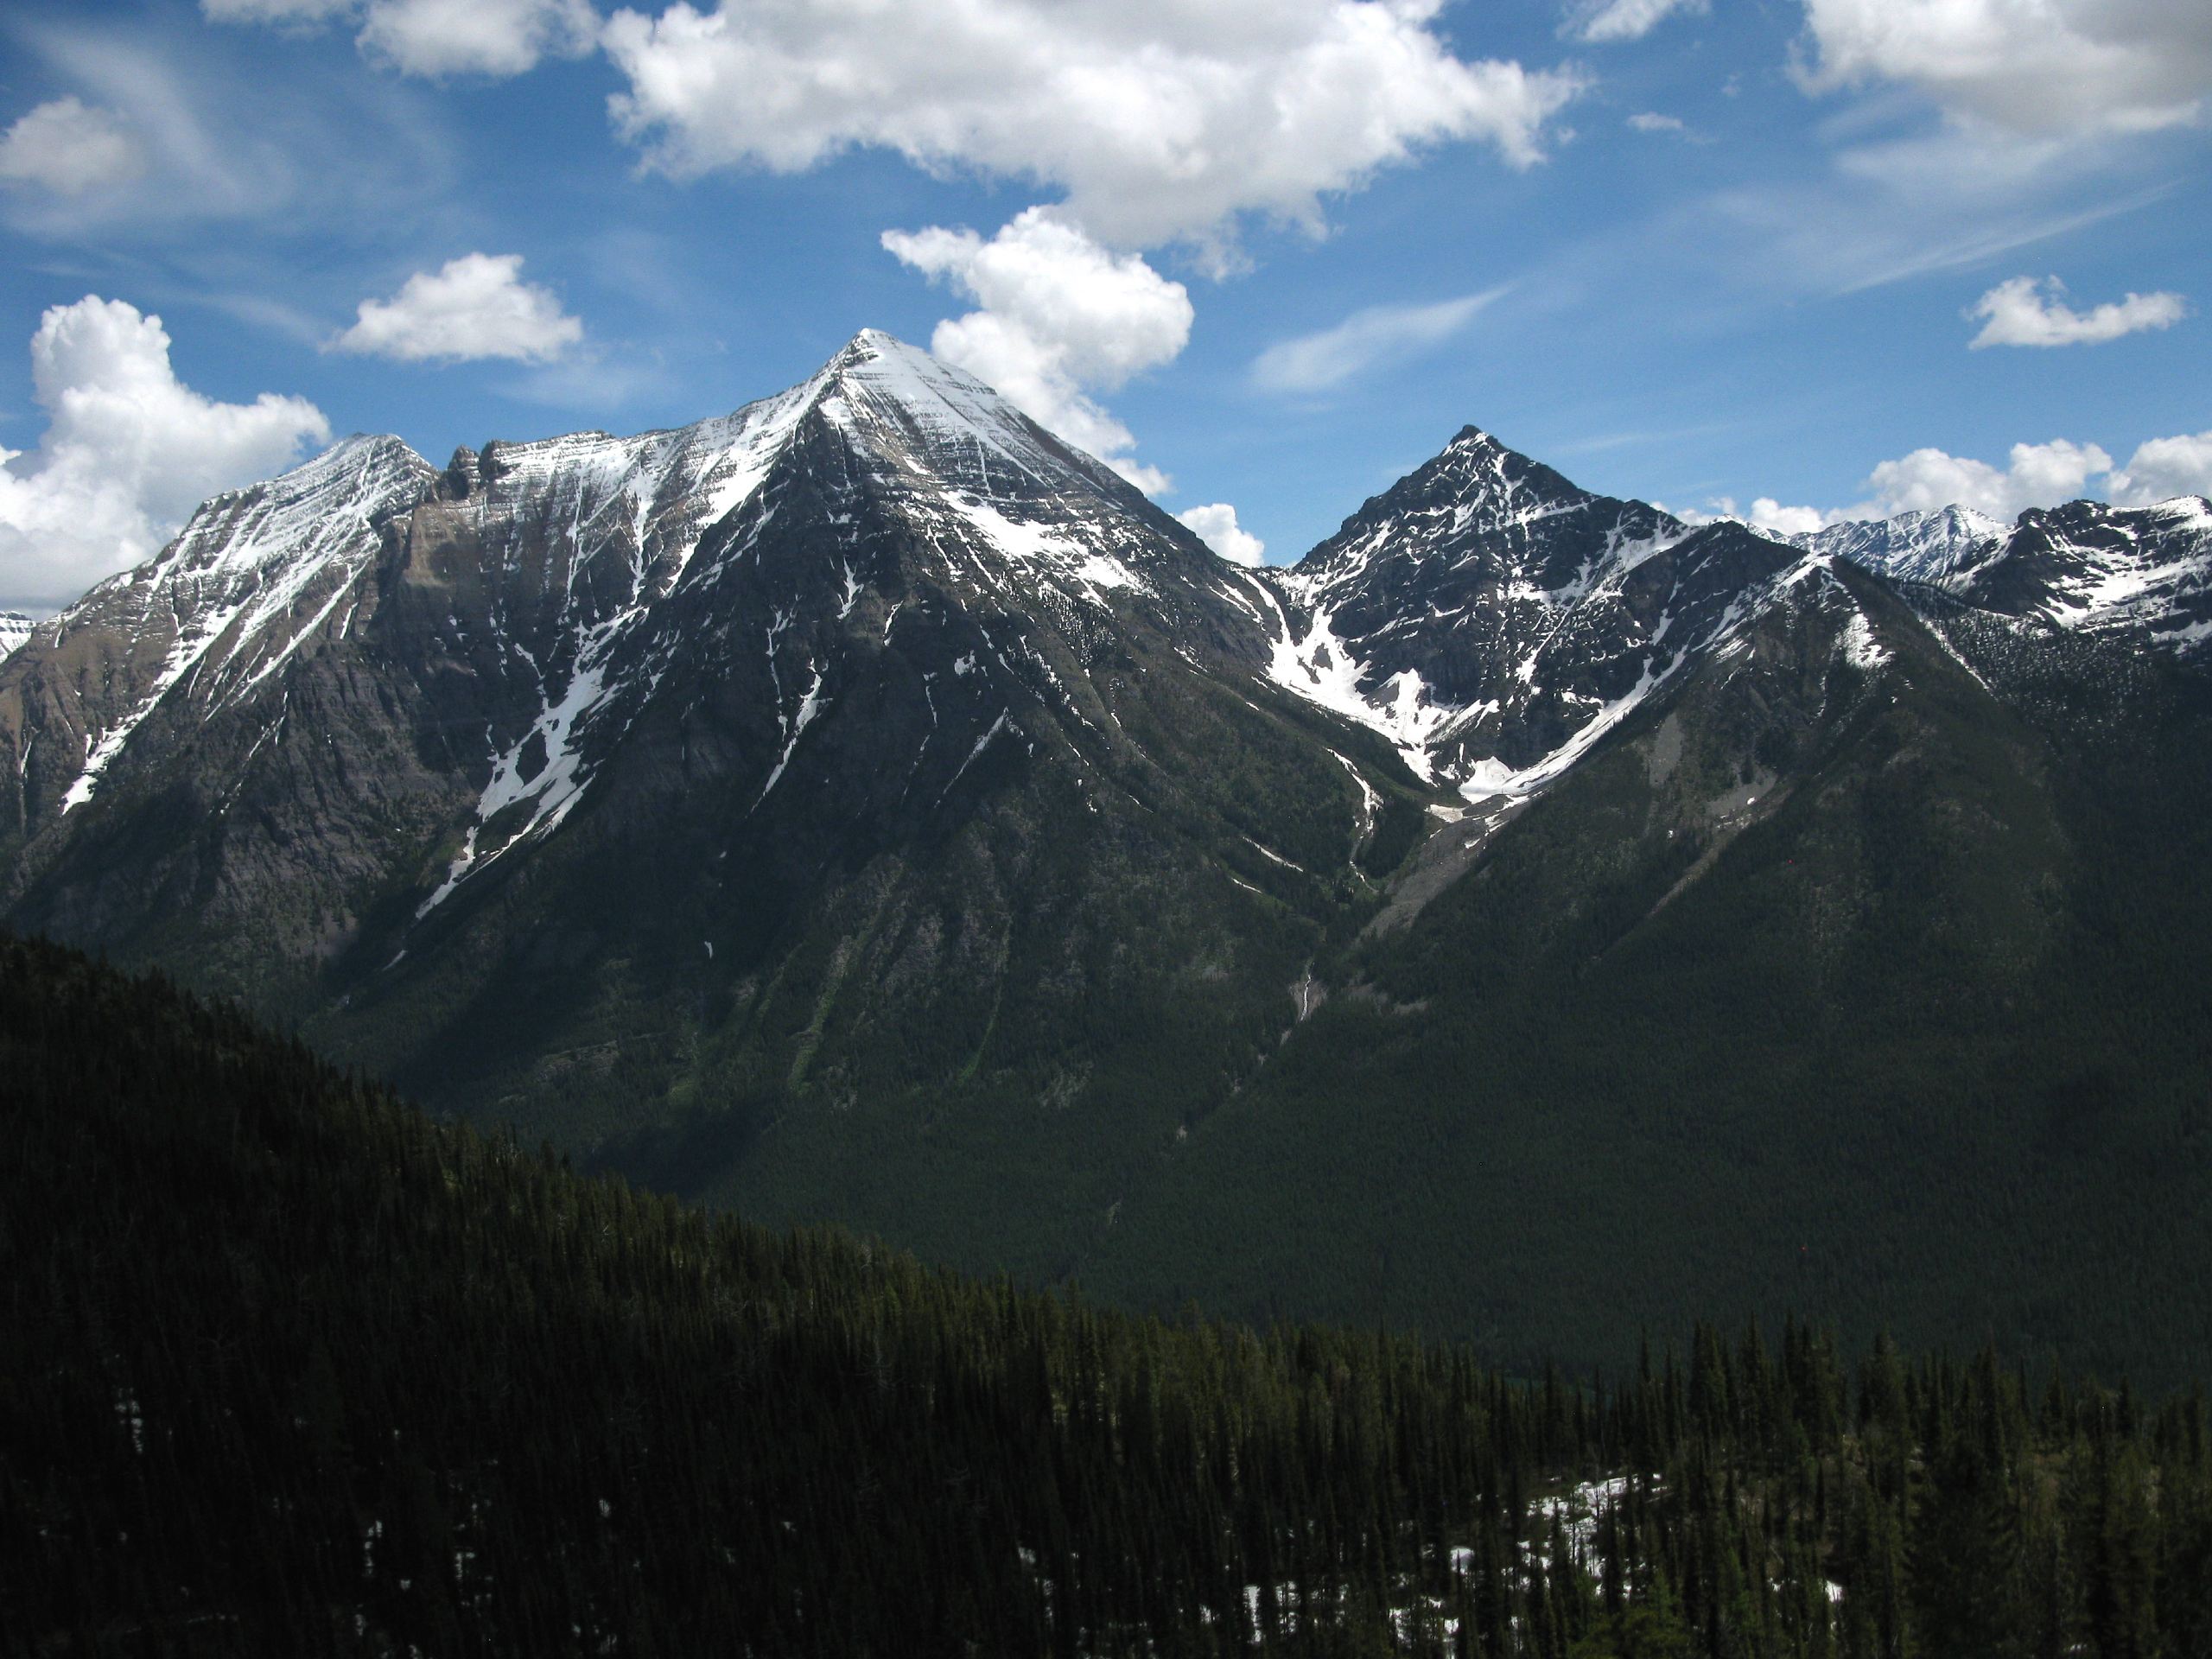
left=4, top=332, right=2211, bottom=1372
left=1788, top=496, right=2212, bottom=657
left=10, top=335, right=2209, bottom=876
left=0, top=331, right=1380, bottom=1171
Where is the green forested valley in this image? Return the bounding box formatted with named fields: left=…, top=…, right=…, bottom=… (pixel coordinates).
left=6, top=932, right=2210, bottom=1656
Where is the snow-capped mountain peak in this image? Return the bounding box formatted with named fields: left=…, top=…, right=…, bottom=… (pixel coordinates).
left=1786, top=503, right=2008, bottom=587
left=12, top=336, right=2210, bottom=982
left=817, top=328, right=1072, bottom=480
left=1802, top=495, right=2212, bottom=658
left=1255, top=426, right=1770, bottom=798
left=0, top=612, right=38, bottom=664
left=1286, top=425, right=1665, bottom=603
left=35, top=432, right=435, bottom=812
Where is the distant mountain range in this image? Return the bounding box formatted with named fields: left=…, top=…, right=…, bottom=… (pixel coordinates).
left=5, top=331, right=2210, bottom=1378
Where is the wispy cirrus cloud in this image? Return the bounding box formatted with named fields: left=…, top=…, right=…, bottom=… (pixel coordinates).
left=1673, top=2, right=2207, bottom=305
left=203, top=0, right=598, bottom=78
left=1253, top=290, right=1506, bottom=396
left=1563, top=0, right=1706, bottom=46
left=2, top=25, right=457, bottom=243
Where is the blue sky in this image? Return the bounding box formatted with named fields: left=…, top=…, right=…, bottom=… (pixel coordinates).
left=1, top=0, right=2207, bottom=607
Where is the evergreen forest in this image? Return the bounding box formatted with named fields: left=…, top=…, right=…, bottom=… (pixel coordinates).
left=5, top=932, right=2210, bottom=1656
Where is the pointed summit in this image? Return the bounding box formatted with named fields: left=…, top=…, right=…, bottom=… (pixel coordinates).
left=1287, top=422, right=1678, bottom=602
left=815, top=327, right=989, bottom=414
left=823, top=325, right=919, bottom=369
left=1259, top=420, right=1734, bottom=792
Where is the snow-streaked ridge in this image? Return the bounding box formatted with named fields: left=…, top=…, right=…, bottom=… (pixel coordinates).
left=29, top=328, right=1211, bottom=916
left=55, top=433, right=435, bottom=812
left=413, top=331, right=1186, bottom=913
left=0, top=612, right=35, bottom=663
left=1789, top=505, right=2008, bottom=588
left=1800, top=495, right=2212, bottom=658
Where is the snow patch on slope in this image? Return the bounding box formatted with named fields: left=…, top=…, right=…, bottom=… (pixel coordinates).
left=1839, top=611, right=1890, bottom=671
left=1266, top=610, right=1452, bottom=779
left=1457, top=651, right=1682, bottom=804
left=939, top=492, right=1146, bottom=603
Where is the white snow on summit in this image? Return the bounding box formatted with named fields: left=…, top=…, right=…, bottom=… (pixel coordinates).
left=54, top=433, right=435, bottom=813
left=0, top=612, right=37, bottom=663
left=1788, top=505, right=2008, bottom=588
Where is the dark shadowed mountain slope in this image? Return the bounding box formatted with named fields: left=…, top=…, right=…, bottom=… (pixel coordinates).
left=0, top=332, right=1425, bottom=1285
left=1091, top=550, right=2212, bottom=1384
left=4, top=350, right=2212, bottom=1379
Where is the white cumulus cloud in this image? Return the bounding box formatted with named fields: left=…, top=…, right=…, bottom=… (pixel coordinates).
left=1566, top=0, right=1707, bottom=45
left=1796, top=0, right=2212, bottom=137
left=1707, top=427, right=2212, bottom=532
left=1673, top=496, right=1841, bottom=535
left=1251, top=291, right=1503, bottom=395
left=1627, top=111, right=1685, bottom=132
left=1177, top=503, right=1266, bottom=566
left=1967, top=274, right=2187, bottom=348
left=0, top=98, right=145, bottom=195
left=333, top=253, right=584, bottom=363
left=203, top=0, right=596, bottom=77
left=359, top=0, right=599, bottom=76
left=1744, top=498, right=1835, bottom=536
left=0, top=296, right=329, bottom=610
left=605, top=0, right=1584, bottom=251
left=1860, top=438, right=2113, bottom=519
left=882, top=209, right=1191, bottom=493
left=2109, top=431, right=2212, bottom=507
